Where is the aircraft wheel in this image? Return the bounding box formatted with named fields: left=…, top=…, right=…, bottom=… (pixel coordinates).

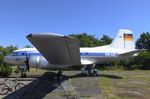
left=21, top=74, right=27, bottom=78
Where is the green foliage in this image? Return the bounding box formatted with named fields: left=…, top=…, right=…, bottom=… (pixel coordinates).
left=135, top=51, right=150, bottom=70
left=100, top=35, right=112, bottom=45
left=0, top=45, right=18, bottom=65
left=69, top=33, right=112, bottom=47
left=112, top=60, right=124, bottom=70
left=136, top=32, right=150, bottom=50
left=24, top=45, right=32, bottom=48
left=14, top=66, right=21, bottom=74
left=69, top=33, right=101, bottom=47
left=97, top=61, right=124, bottom=70
left=5, top=45, right=18, bottom=55
left=0, top=63, right=13, bottom=77
left=0, top=45, right=18, bottom=77
left=135, top=32, right=150, bottom=69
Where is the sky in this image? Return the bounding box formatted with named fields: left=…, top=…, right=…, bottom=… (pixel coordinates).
left=0, top=0, right=150, bottom=48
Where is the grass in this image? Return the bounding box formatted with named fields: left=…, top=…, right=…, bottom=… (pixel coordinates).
left=8, top=68, right=150, bottom=99
left=99, top=77, right=121, bottom=99
left=98, top=70, right=150, bottom=99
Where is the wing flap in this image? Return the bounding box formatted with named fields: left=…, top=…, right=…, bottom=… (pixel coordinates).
left=27, top=33, right=81, bottom=65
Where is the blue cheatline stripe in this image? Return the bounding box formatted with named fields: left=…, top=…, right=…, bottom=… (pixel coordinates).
left=80, top=52, right=118, bottom=57
left=15, top=51, right=118, bottom=57
left=29, top=53, right=41, bottom=55
left=80, top=53, right=105, bottom=56
left=13, top=51, right=41, bottom=56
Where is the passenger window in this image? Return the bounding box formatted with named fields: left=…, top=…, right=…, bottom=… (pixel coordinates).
left=21, top=53, right=25, bottom=56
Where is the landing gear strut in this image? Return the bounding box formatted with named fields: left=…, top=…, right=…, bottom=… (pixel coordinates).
left=81, top=64, right=99, bottom=76
left=57, top=70, right=64, bottom=81
left=91, top=64, right=99, bottom=76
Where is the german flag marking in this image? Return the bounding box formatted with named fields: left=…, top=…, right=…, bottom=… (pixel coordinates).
left=124, top=34, right=133, bottom=41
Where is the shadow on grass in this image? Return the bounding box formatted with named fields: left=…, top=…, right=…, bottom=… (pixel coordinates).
left=99, top=74, right=122, bottom=79
left=67, top=73, right=122, bottom=79
left=2, top=71, right=122, bottom=99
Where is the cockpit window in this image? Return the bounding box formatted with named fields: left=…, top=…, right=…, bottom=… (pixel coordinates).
left=12, top=52, right=19, bottom=56
left=11, top=52, right=26, bottom=56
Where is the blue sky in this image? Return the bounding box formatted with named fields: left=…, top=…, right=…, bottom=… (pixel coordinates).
left=0, top=0, right=150, bottom=48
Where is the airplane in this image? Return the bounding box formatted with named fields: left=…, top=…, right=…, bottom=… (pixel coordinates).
left=4, top=29, right=141, bottom=77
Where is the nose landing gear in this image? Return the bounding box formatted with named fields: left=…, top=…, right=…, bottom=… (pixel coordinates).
left=20, top=70, right=27, bottom=78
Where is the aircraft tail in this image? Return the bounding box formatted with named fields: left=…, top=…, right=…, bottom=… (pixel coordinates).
left=110, top=29, right=135, bottom=49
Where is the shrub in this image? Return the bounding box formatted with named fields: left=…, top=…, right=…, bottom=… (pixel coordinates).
left=0, top=64, right=12, bottom=77
left=135, top=51, right=150, bottom=70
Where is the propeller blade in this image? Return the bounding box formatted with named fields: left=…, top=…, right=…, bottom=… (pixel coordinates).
left=25, top=51, right=30, bottom=72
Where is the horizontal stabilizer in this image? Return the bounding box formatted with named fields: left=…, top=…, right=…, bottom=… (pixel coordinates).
left=119, top=49, right=143, bottom=57
left=27, top=33, right=81, bottom=66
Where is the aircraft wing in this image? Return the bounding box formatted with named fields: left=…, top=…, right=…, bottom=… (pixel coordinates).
left=26, top=33, right=81, bottom=66
left=119, top=49, right=143, bottom=57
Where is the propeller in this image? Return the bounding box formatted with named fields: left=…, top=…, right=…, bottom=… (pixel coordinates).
left=25, top=51, right=30, bottom=72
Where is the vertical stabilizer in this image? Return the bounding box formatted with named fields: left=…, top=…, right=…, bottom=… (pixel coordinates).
left=110, top=29, right=135, bottom=49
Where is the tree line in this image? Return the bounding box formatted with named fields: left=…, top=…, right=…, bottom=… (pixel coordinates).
left=69, top=33, right=112, bottom=47
left=0, top=32, right=150, bottom=76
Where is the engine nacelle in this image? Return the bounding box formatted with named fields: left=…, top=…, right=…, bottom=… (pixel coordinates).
left=29, top=56, right=49, bottom=68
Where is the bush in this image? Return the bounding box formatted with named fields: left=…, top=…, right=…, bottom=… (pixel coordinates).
left=135, top=51, right=150, bottom=70
left=0, top=64, right=12, bottom=77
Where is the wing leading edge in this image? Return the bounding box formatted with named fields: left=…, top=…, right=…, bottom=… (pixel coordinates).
left=27, top=33, right=81, bottom=66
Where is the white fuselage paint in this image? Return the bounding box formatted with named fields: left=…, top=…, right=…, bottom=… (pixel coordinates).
left=4, top=46, right=135, bottom=69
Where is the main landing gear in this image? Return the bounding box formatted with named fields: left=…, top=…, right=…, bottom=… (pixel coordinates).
left=81, top=64, right=99, bottom=76
left=20, top=69, right=27, bottom=78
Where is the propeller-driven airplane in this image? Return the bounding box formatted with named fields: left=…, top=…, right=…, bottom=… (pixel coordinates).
left=4, top=29, right=140, bottom=77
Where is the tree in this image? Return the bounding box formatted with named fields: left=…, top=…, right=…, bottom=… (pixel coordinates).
left=136, top=32, right=150, bottom=50
left=135, top=51, right=150, bottom=70
left=24, top=45, right=32, bottom=48
left=5, top=45, right=18, bottom=55
left=0, top=45, right=18, bottom=65
left=135, top=32, right=150, bottom=70
left=100, top=35, right=112, bottom=45
left=0, top=46, right=4, bottom=66
left=69, top=33, right=112, bottom=47
left=0, top=45, right=17, bottom=77
left=69, top=33, right=101, bottom=47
